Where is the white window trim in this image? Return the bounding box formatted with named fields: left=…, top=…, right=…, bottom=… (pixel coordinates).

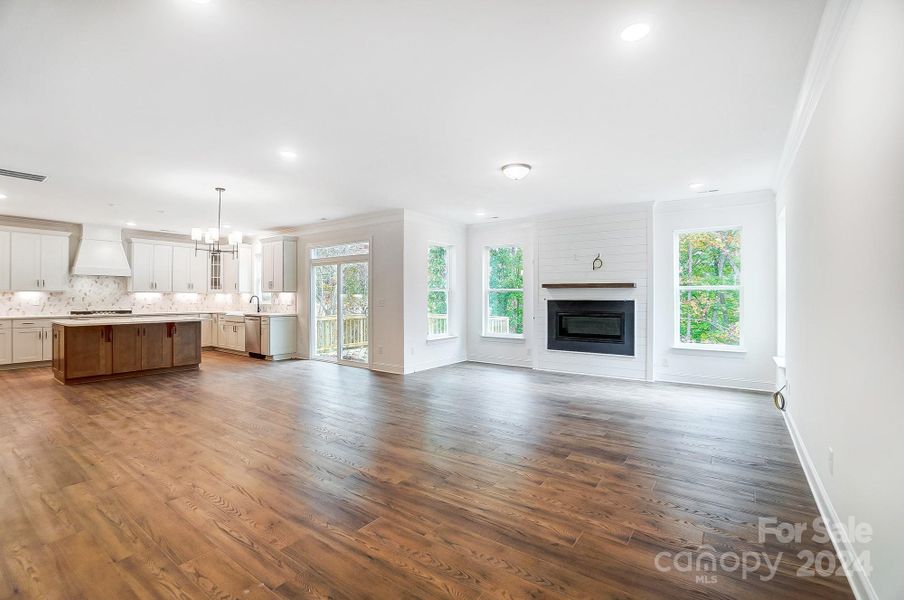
left=673, top=226, right=744, bottom=351
left=483, top=245, right=525, bottom=339
left=427, top=243, right=453, bottom=341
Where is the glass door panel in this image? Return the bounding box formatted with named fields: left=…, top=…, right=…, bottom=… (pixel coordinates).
left=340, top=262, right=368, bottom=363
left=313, top=264, right=338, bottom=360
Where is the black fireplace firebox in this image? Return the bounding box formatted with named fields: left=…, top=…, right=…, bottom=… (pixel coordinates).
left=547, top=300, right=635, bottom=356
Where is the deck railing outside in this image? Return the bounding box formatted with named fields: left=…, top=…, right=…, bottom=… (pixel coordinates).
left=487, top=316, right=510, bottom=335
left=315, top=314, right=368, bottom=354
left=427, top=314, right=448, bottom=336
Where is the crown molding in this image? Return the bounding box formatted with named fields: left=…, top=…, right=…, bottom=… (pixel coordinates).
left=772, top=0, right=862, bottom=192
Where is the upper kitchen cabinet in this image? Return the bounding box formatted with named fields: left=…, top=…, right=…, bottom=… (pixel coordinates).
left=9, top=230, right=70, bottom=291
left=214, top=243, right=252, bottom=293
left=0, top=231, right=10, bottom=290
left=129, top=240, right=173, bottom=292
left=172, top=244, right=208, bottom=293
left=261, top=236, right=297, bottom=293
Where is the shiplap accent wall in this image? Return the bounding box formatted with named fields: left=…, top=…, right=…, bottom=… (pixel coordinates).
left=534, top=203, right=652, bottom=380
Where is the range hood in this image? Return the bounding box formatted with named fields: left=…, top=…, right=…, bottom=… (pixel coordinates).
left=72, top=225, right=132, bottom=277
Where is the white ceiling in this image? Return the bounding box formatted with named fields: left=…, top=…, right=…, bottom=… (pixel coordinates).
left=0, top=0, right=824, bottom=234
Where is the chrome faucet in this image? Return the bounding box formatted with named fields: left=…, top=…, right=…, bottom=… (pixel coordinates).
left=249, top=295, right=261, bottom=313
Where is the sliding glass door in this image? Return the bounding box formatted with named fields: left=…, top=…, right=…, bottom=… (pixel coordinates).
left=310, top=243, right=370, bottom=367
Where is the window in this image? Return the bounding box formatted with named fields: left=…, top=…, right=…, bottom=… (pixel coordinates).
left=427, top=245, right=451, bottom=338
left=484, top=246, right=524, bottom=337
left=675, top=228, right=742, bottom=347
left=310, top=242, right=369, bottom=260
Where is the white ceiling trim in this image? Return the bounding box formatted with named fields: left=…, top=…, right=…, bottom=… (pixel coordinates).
left=772, top=0, right=862, bottom=192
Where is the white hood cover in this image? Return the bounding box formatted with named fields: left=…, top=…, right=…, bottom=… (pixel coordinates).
left=72, top=225, right=132, bottom=277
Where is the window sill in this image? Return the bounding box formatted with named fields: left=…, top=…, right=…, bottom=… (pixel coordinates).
left=426, top=335, right=458, bottom=343
left=481, top=334, right=525, bottom=342
left=671, top=344, right=746, bottom=354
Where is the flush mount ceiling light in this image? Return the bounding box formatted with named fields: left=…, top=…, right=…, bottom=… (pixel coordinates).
left=0, top=193, right=7, bottom=200
left=279, top=149, right=298, bottom=161
left=501, top=163, right=531, bottom=180
left=475, top=211, right=486, bottom=217
left=689, top=182, right=706, bottom=191
left=190, top=187, right=243, bottom=256
left=620, top=23, right=651, bottom=42
left=125, top=221, right=137, bottom=227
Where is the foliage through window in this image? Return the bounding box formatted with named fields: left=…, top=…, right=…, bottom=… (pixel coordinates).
left=485, top=246, right=524, bottom=337
left=676, top=229, right=742, bottom=346
left=310, top=242, right=369, bottom=260
left=427, top=245, right=450, bottom=338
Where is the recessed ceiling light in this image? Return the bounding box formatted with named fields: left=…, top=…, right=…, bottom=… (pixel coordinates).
left=689, top=182, right=706, bottom=191
left=475, top=211, right=486, bottom=217
left=501, top=163, right=531, bottom=180
left=620, top=23, right=651, bottom=42
left=0, top=193, right=7, bottom=200
left=279, top=149, right=298, bottom=161
left=125, top=221, right=137, bottom=227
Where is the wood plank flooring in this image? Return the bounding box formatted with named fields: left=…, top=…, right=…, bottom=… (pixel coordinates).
left=0, top=352, right=854, bottom=599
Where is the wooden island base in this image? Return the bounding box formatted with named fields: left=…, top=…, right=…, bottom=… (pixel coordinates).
left=52, top=319, right=201, bottom=385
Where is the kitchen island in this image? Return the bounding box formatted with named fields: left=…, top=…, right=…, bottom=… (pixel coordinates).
left=51, top=316, right=202, bottom=384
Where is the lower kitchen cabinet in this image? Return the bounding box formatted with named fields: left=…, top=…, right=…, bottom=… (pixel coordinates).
left=57, top=325, right=113, bottom=379
left=173, top=321, right=201, bottom=366
left=217, top=319, right=245, bottom=352
left=53, top=320, right=202, bottom=384
left=0, top=325, right=11, bottom=365
left=112, top=324, right=142, bottom=373
left=140, top=323, right=172, bottom=370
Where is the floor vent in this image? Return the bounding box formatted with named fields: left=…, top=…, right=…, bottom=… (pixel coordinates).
left=0, top=168, right=47, bottom=182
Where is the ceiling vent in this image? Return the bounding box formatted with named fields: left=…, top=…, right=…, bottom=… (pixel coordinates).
left=0, top=168, right=47, bottom=182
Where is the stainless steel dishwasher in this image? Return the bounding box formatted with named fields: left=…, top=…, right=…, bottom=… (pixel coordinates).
left=244, top=315, right=262, bottom=354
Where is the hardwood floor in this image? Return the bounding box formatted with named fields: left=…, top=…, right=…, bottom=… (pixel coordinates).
left=0, top=352, right=853, bottom=599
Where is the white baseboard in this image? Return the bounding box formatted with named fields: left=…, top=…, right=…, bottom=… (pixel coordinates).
left=405, top=355, right=467, bottom=374
left=782, top=410, right=878, bottom=600
left=466, top=356, right=533, bottom=369
left=655, top=371, right=773, bottom=392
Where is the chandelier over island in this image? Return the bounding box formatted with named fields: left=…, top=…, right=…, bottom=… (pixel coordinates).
left=191, top=187, right=242, bottom=256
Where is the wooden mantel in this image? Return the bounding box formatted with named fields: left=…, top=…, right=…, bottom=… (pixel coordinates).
left=541, top=282, right=636, bottom=289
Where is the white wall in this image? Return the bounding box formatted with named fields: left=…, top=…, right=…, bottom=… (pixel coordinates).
left=652, top=191, right=777, bottom=391
left=778, top=0, right=903, bottom=597
left=402, top=210, right=467, bottom=373
left=293, top=211, right=406, bottom=374
left=466, top=219, right=535, bottom=368
left=535, top=204, right=652, bottom=380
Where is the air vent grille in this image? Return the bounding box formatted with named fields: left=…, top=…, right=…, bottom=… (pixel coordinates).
left=0, top=168, right=47, bottom=182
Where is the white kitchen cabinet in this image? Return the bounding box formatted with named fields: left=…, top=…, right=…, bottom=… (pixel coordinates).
left=0, top=232, right=10, bottom=291
left=216, top=317, right=245, bottom=352
left=261, top=237, right=297, bottom=293
left=239, top=244, right=252, bottom=293
left=172, top=245, right=209, bottom=293
left=11, top=319, right=53, bottom=363
left=262, top=315, right=297, bottom=357
left=12, top=328, right=43, bottom=363
left=221, top=251, right=238, bottom=293
left=10, top=231, right=70, bottom=291
left=0, top=324, right=11, bottom=365
left=217, top=244, right=251, bottom=294
left=200, top=314, right=213, bottom=347
left=129, top=241, right=173, bottom=292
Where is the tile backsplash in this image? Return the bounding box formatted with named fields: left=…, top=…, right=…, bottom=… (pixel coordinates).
left=0, top=276, right=296, bottom=316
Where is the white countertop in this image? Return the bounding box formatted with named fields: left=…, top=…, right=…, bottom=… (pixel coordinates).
left=52, top=316, right=204, bottom=327
left=0, top=310, right=298, bottom=321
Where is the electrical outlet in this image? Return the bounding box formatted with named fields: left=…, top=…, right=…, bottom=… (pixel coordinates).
left=828, top=446, right=834, bottom=475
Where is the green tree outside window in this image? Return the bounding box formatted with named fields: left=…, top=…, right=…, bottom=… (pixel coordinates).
left=486, top=246, right=524, bottom=336
left=427, top=245, right=450, bottom=337
left=676, top=229, right=742, bottom=346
